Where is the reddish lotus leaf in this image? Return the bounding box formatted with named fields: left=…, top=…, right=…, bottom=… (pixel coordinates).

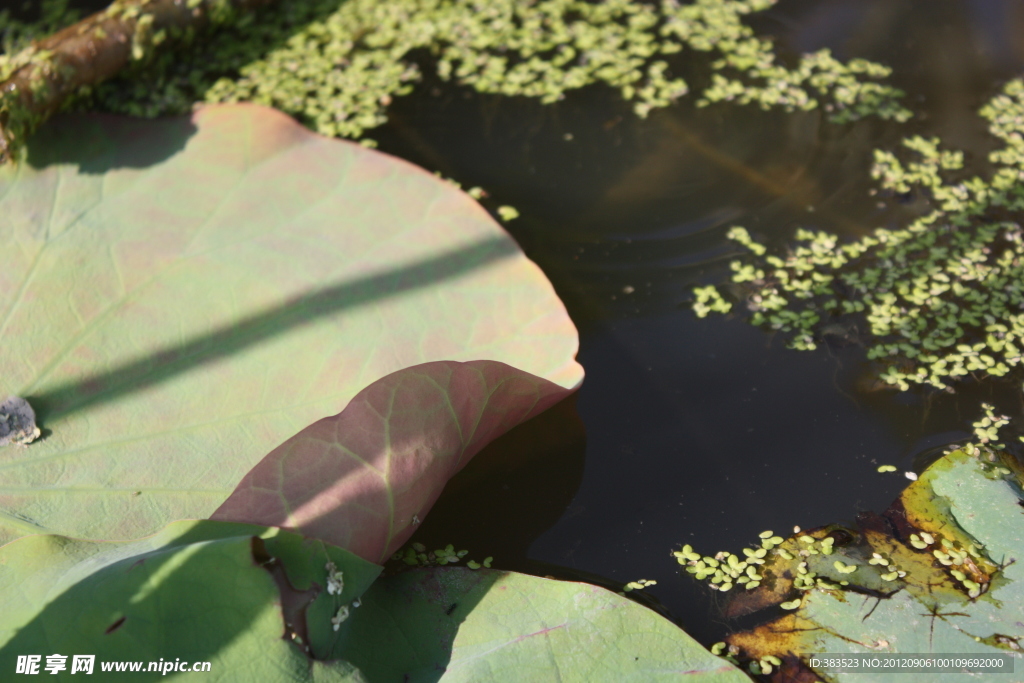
left=0, top=104, right=582, bottom=544
left=212, top=360, right=571, bottom=563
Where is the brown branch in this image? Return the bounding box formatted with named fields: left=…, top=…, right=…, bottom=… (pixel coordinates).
left=0, top=0, right=278, bottom=165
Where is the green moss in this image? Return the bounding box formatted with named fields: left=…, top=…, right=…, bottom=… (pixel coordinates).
left=695, top=79, right=1024, bottom=393
left=0, top=42, right=64, bottom=155
left=0, top=0, right=80, bottom=89
left=0, top=0, right=81, bottom=56
left=131, top=13, right=156, bottom=62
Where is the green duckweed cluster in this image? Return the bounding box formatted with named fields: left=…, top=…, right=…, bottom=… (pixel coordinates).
left=954, top=401, right=1024, bottom=458
left=687, top=528, right=894, bottom=675
left=391, top=541, right=493, bottom=569
left=695, top=79, right=1024, bottom=392
left=688, top=498, right=1006, bottom=672
left=673, top=529, right=782, bottom=593
left=672, top=527, right=911, bottom=600
left=621, top=577, right=657, bottom=591
left=711, top=642, right=782, bottom=675
left=0, top=0, right=910, bottom=143
left=874, top=402, right=1019, bottom=476
left=701, top=447, right=1020, bottom=674
left=953, top=440, right=1017, bottom=484
left=907, top=531, right=989, bottom=598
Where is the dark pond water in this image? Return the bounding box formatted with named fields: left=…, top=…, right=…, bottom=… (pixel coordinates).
left=370, top=0, right=1024, bottom=645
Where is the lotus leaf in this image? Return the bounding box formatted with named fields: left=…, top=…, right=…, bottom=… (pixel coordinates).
left=0, top=518, right=746, bottom=682
left=723, top=448, right=1024, bottom=681
left=0, top=103, right=582, bottom=545
left=212, top=359, right=572, bottom=563
left=341, top=566, right=750, bottom=682
left=0, top=519, right=381, bottom=681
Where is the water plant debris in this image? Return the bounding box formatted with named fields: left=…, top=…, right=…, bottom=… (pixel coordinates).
left=0, top=396, right=40, bottom=447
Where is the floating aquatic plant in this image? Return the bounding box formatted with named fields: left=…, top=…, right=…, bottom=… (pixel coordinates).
left=683, top=445, right=1022, bottom=677
left=695, top=79, right=1024, bottom=393
left=390, top=541, right=493, bottom=570
left=933, top=401, right=1023, bottom=470
left=0, top=0, right=909, bottom=143
left=707, top=446, right=1022, bottom=678
left=681, top=527, right=881, bottom=673
left=962, top=402, right=1014, bottom=450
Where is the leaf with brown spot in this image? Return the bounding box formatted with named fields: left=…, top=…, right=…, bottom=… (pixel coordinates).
left=720, top=450, right=1024, bottom=681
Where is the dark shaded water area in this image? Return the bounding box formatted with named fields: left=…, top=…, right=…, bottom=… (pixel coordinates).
left=370, top=0, right=1024, bottom=645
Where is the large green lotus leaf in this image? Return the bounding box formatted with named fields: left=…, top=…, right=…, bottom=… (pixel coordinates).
left=340, top=566, right=749, bottom=682
left=724, top=449, right=1024, bottom=681
left=0, top=519, right=382, bottom=682
left=0, top=521, right=744, bottom=682
left=0, top=104, right=583, bottom=544
left=211, top=360, right=571, bottom=564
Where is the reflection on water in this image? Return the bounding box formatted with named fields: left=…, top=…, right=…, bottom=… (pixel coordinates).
left=376, top=0, right=1024, bottom=645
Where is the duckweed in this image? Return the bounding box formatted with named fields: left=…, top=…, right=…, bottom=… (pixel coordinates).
left=391, top=541, right=486, bottom=568
left=832, top=559, right=857, bottom=574
left=675, top=539, right=772, bottom=592
left=693, top=79, right=1024, bottom=401
left=675, top=529, right=857, bottom=599
left=707, top=448, right=1014, bottom=669
left=928, top=534, right=990, bottom=598
left=1, top=0, right=907, bottom=146
left=908, top=532, right=933, bottom=550
left=709, top=641, right=742, bottom=668
left=496, top=205, right=520, bottom=222
left=966, top=402, right=1011, bottom=450
left=748, top=654, right=783, bottom=675
left=676, top=523, right=928, bottom=634
left=693, top=284, right=732, bottom=318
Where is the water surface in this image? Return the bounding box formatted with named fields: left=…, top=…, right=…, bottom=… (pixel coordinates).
left=375, top=0, right=1024, bottom=644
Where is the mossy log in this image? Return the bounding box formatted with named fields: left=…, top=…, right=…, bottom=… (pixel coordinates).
left=0, top=0, right=277, bottom=165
